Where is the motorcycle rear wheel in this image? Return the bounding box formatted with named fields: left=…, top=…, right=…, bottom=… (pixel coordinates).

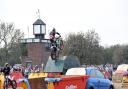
left=11, top=80, right=17, bottom=89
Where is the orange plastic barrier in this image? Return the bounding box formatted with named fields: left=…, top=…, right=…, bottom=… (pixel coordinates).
left=19, top=79, right=31, bottom=89
left=48, top=75, right=89, bottom=89
left=21, top=81, right=28, bottom=89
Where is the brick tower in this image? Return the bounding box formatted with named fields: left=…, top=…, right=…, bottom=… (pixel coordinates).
left=20, top=18, right=50, bottom=67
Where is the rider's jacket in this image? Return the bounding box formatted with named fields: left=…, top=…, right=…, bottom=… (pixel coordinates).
left=3, top=66, right=11, bottom=76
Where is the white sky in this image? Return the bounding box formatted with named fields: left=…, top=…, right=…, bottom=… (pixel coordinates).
left=0, top=0, right=128, bottom=46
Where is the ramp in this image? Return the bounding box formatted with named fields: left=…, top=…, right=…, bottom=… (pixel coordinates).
left=44, top=56, right=65, bottom=72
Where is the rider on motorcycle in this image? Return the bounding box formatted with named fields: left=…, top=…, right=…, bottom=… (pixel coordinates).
left=2, top=63, right=17, bottom=88
left=49, top=28, right=64, bottom=59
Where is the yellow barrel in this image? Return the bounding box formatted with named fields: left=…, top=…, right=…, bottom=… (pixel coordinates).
left=28, top=73, right=47, bottom=79
left=0, top=73, right=5, bottom=89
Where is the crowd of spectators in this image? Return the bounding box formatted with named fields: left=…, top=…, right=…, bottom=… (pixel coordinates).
left=0, top=63, right=118, bottom=79
left=82, top=63, right=118, bottom=79
left=0, top=64, right=42, bottom=78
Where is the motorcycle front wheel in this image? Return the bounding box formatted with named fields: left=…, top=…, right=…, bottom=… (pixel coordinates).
left=51, top=52, right=57, bottom=60
left=3, top=81, right=8, bottom=89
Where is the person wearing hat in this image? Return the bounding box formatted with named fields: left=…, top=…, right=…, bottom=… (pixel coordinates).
left=3, top=63, right=11, bottom=77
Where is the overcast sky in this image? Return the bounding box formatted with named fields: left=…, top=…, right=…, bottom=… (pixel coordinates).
left=0, top=0, right=128, bottom=46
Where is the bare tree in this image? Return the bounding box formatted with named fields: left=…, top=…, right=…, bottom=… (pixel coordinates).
left=0, top=21, right=24, bottom=65
left=62, top=30, right=103, bottom=65
left=112, top=45, right=128, bottom=64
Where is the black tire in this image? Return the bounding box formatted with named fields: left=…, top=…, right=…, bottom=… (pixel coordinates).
left=51, top=46, right=57, bottom=60
left=89, top=87, right=94, bottom=89
left=51, top=52, right=57, bottom=60
left=109, top=86, right=114, bottom=89
left=4, top=81, right=8, bottom=89
left=11, top=80, right=17, bottom=89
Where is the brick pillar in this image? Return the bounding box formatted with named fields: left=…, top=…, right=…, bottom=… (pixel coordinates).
left=27, top=42, right=50, bottom=66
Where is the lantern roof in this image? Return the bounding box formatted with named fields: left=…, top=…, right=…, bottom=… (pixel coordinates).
left=33, top=19, right=46, bottom=25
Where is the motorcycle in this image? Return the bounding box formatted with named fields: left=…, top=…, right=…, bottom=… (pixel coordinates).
left=50, top=35, right=63, bottom=61
left=3, top=75, right=17, bottom=89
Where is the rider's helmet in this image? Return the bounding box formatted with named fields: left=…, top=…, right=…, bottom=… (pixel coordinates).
left=5, top=63, right=9, bottom=67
